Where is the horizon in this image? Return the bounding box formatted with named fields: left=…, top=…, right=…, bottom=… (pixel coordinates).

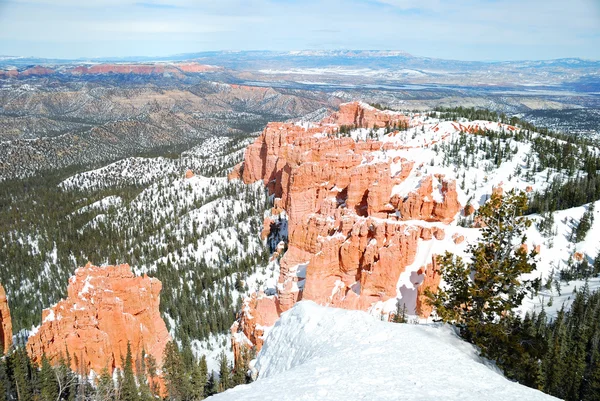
left=1, top=0, right=599, bottom=62
left=2, top=49, right=600, bottom=64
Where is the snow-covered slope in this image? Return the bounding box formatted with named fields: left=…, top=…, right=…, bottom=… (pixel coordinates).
left=211, top=301, right=558, bottom=401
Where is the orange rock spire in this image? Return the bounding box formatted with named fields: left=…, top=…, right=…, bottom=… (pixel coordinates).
left=27, top=263, right=171, bottom=375
left=0, top=283, right=12, bottom=354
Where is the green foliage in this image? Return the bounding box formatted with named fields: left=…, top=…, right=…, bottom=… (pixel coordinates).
left=40, top=355, right=58, bottom=401
left=391, top=299, right=408, bottom=324
left=428, top=190, right=537, bottom=334
left=575, top=203, right=595, bottom=242
left=427, top=190, right=542, bottom=384
left=96, top=366, right=116, bottom=401
left=120, top=342, right=139, bottom=401
left=163, top=341, right=190, bottom=401
left=218, top=351, right=231, bottom=393
left=11, top=347, right=35, bottom=401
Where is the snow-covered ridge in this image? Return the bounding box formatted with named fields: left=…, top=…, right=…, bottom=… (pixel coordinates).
left=211, top=301, right=557, bottom=401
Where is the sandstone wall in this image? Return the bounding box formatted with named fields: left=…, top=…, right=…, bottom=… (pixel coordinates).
left=27, top=263, right=171, bottom=375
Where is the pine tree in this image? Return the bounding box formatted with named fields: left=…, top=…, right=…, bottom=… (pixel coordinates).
left=205, top=372, right=218, bottom=398
left=96, top=366, right=116, bottom=401
left=163, top=341, right=190, bottom=401
left=218, top=351, right=231, bottom=392
left=11, top=347, right=33, bottom=401
left=120, top=342, right=139, bottom=401
left=145, top=355, right=159, bottom=397
left=189, top=359, right=207, bottom=400
left=593, top=250, right=600, bottom=276
left=40, top=354, right=58, bottom=401
left=575, top=203, right=595, bottom=243
left=427, top=190, right=539, bottom=369
left=0, top=358, right=9, bottom=401
left=428, top=191, right=537, bottom=332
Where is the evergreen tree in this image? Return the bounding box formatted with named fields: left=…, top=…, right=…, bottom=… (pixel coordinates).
left=40, top=354, right=58, bottom=401
left=218, top=351, right=231, bottom=392
left=145, top=355, right=159, bottom=397
left=163, top=341, right=190, bottom=401
left=428, top=190, right=537, bottom=336
left=575, top=203, right=595, bottom=242
left=120, top=342, right=139, bottom=401
left=205, top=372, right=218, bottom=398
left=189, top=359, right=207, bottom=400
left=11, top=347, right=33, bottom=401
left=427, top=190, right=539, bottom=375
left=0, top=358, right=8, bottom=401
left=593, top=250, right=600, bottom=276
left=96, top=366, right=116, bottom=401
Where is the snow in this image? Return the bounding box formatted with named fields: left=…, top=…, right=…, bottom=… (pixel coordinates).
left=191, top=333, right=234, bottom=375
left=209, top=301, right=557, bottom=401
left=520, top=199, right=600, bottom=318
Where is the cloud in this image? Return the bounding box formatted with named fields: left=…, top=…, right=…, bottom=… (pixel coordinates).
left=135, top=2, right=181, bottom=9
left=0, top=0, right=598, bottom=60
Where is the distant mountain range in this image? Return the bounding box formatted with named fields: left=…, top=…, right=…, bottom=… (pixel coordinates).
left=1, top=50, right=599, bottom=70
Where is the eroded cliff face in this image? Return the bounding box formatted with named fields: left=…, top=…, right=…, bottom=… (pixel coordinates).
left=0, top=283, right=12, bottom=355
left=231, top=102, right=462, bottom=355
left=27, top=263, right=170, bottom=375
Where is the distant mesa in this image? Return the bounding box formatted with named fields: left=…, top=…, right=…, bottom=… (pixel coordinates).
left=0, top=62, right=222, bottom=78
left=27, top=263, right=170, bottom=379
left=0, top=282, right=12, bottom=355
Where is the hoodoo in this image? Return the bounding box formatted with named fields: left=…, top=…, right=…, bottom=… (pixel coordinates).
left=0, top=283, right=12, bottom=354
left=27, top=263, right=170, bottom=375
left=231, top=102, right=463, bottom=353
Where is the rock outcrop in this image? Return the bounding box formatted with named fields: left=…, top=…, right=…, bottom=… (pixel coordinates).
left=231, top=102, right=463, bottom=354
left=27, top=263, right=171, bottom=376
left=231, top=293, right=280, bottom=363
left=185, top=169, right=195, bottom=179
left=0, top=283, right=12, bottom=355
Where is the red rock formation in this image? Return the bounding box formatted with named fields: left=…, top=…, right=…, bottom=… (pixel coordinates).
left=20, top=66, right=55, bottom=76
left=231, top=293, right=279, bottom=362
left=452, top=233, right=465, bottom=244
left=230, top=101, right=462, bottom=354
left=27, top=263, right=170, bottom=376
left=185, top=169, right=195, bottom=179
left=464, top=203, right=475, bottom=216
left=329, top=102, right=409, bottom=128
left=416, top=256, right=441, bottom=318
left=228, top=163, right=243, bottom=181
left=0, top=283, right=12, bottom=355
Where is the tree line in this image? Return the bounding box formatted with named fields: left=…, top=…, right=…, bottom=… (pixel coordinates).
left=0, top=339, right=254, bottom=401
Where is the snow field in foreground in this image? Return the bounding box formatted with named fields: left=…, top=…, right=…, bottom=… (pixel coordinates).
left=209, top=301, right=558, bottom=401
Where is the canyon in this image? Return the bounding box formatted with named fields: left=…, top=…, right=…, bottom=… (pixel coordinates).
left=26, top=263, right=170, bottom=376
left=230, top=102, right=464, bottom=356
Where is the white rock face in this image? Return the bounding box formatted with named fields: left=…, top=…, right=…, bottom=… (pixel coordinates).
left=209, top=301, right=558, bottom=401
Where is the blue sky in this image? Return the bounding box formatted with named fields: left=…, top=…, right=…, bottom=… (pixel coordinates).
left=0, top=0, right=599, bottom=61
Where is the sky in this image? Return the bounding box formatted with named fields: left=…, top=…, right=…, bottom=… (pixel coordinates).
left=0, top=0, right=599, bottom=61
